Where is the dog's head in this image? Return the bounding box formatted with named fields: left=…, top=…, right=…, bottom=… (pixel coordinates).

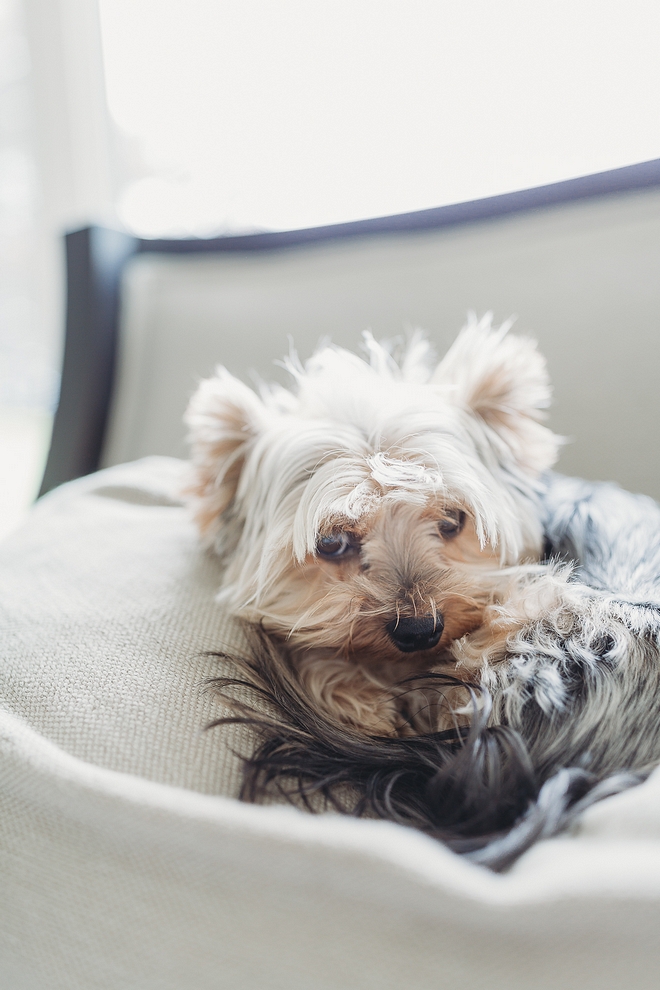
left=186, top=316, right=560, bottom=665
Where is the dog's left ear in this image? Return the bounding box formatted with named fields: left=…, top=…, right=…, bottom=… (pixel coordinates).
left=433, top=317, right=560, bottom=475
left=184, top=368, right=268, bottom=539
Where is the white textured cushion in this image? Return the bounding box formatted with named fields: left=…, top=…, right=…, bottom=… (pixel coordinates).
left=2, top=456, right=660, bottom=989
left=0, top=456, right=248, bottom=794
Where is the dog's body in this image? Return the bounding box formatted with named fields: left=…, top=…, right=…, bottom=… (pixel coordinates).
left=186, top=318, right=660, bottom=867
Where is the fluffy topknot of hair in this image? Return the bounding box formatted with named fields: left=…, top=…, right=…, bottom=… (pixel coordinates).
left=185, top=315, right=560, bottom=585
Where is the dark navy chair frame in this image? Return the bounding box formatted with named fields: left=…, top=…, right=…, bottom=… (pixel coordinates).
left=39, top=157, right=660, bottom=496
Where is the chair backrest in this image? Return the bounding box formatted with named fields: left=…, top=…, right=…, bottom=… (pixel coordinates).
left=41, top=159, right=660, bottom=499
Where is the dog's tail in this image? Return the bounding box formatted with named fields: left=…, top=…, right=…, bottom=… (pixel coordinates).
left=466, top=767, right=639, bottom=870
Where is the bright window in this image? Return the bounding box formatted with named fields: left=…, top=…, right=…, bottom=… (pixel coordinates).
left=99, top=0, right=660, bottom=237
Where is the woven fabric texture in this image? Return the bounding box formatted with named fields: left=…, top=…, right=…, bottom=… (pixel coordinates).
left=0, top=457, right=251, bottom=795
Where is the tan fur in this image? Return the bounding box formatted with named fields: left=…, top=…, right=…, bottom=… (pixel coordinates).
left=185, top=370, right=268, bottom=542
left=295, top=654, right=402, bottom=735
left=247, top=501, right=543, bottom=735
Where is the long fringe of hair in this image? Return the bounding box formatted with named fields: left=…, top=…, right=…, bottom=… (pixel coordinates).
left=206, top=628, right=641, bottom=871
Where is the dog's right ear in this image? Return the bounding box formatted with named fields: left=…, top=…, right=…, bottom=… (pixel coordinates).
left=432, top=315, right=560, bottom=476
left=184, top=368, right=267, bottom=538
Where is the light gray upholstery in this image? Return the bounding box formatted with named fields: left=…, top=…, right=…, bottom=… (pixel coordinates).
left=103, top=186, right=660, bottom=497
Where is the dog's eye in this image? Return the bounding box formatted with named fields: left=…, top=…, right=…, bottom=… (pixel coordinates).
left=438, top=510, right=466, bottom=538
left=316, top=533, right=358, bottom=559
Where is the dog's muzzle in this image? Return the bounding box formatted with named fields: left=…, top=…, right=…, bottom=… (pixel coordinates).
left=386, top=615, right=443, bottom=653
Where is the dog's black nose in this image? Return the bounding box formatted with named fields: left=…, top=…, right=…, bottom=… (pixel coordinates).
left=386, top=614, right=443, bottom=653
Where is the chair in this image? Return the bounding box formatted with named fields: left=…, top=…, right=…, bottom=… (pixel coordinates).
left=41, top=156, right=660, bottom=499
left=8, top=159, right=660, bottom=989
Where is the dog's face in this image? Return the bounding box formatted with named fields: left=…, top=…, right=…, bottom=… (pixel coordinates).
left=252, top=498, right=502, bottom=668
left=186, top=317, right=560, bottom=673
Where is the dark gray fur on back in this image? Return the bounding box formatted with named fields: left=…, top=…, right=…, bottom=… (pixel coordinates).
left=470, top=473, right=660, bottom=867
left=211, top=473, right=660, bottom=871
left=543, top=473, right=660, bottom=600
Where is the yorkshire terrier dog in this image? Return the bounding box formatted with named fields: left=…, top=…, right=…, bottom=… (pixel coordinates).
left=186, top=316, right=660, bottom=868
left=186, top=316, right=560, bottom=733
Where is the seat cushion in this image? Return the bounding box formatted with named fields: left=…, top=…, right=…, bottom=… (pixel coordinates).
left=0, top=456, right=249, bottom=794
left=2, top=456, right=660, bottom=989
